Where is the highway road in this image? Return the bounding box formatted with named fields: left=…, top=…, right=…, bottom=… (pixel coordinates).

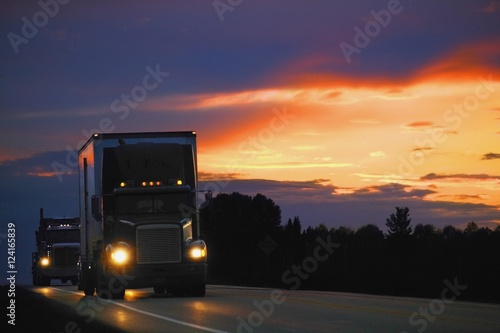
left=15, top=284, right=500, bottom=332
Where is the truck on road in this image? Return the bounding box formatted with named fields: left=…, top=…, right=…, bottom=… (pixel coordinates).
left=78, top=132, right=208, bottom=299
left=32, top=209, right=80, bottom=286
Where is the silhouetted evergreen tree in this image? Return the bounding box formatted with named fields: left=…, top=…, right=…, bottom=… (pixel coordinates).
left=283, top=216, right=304, bottom=268
left=385, top=206, right=412, bottom=238
left=385, top=206, right=413, bottom=295
left=464, top=221, right=478, bottom=234
left=442, top=225, right=462, bottom=239
left=413, top=223, right=436, bottom=239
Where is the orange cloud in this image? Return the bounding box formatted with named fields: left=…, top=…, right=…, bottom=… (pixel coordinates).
left=482, top=153, right=500, bottom=160
left=406, top=121, right=434, bottom=128
left=412, top=40, right=500, bottom=83
left=198, top=171, right=246, bottom=181
left=436, top=194, right=486, bottom=201
left=264, top=40, right=500, bottom=91
left=421, top=173, right=500, bottom=182
left=27, top=171, right=64, bottom=177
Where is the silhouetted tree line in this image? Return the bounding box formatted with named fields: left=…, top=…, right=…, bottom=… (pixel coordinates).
left=200, top=192, right=500, bottom=303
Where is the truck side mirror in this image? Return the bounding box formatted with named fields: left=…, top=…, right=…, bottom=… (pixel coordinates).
left=91, top=196, right=102, bottom=220
left=203, top=191, right=213, bottom=209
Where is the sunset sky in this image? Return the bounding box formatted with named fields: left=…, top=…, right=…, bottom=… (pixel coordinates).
left=1, top=0, right=500, bottom=283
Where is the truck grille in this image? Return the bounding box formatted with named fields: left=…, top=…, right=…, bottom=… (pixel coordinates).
left=53, top=247, right=78, bottom=266
left=136, top=224, right=181, bottom=264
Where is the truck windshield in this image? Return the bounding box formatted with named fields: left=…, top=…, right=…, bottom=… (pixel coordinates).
left=116, top=193, right=190, bottom=215
left=47, top=229, right=80, bottom=243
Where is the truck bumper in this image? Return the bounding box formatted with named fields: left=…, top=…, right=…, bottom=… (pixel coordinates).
left=40, top=266, right=78, bottom=279
left=114, top=262, right=207, bottom=289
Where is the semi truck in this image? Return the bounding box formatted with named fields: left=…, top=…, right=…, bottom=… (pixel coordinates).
left=77, top=132, right=208, bottom=299
left=32, top=208, right=80, bottom=286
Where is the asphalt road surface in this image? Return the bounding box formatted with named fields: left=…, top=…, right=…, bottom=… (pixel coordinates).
left=7, top=284, right=500, bottom=333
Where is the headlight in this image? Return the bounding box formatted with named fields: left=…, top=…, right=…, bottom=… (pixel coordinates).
left=111, top=248, right=129, bottom=264
left=106, top=242, right=131, bottom=265
left=190, top=248, right=206, bottom=259
left=186, top=240, right=207, bottom=260
left=40, top=257, right=50, bottom=266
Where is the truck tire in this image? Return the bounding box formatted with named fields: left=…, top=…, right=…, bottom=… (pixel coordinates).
left=190, top=283, right=206, bottom=297
left=41, top=276, right=51, bottom=286
left=84, top=284, right=95, bottom=296
left=111, top=288, right=125, bottom=299
left=82, top=268, right=96, bottom=295
left=96, top=265, right=125, bottom=299
left=153, top=285, right=166, bottom=294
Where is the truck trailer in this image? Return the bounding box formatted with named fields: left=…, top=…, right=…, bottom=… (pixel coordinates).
left=32, top=208, right=80, bottom=286
left=78, top=132, right=208, bottom=299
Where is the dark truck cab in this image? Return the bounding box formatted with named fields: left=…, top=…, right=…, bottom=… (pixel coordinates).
left=32, top=209, right=80, bottom=286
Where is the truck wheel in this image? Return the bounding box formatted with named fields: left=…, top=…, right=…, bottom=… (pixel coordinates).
left=96, top=279, right=125, bottom=299
left=84, top=284, right=95, bottom=296
left=35, top=273, right=42, bottom=286
left=41, top=276, right=51, bottom=286
left=190, top=283, right=206, bottom=297
left=111, top=288, right=125, bottom=299
left=153, top=285, right=166, bottom=294
left=82, top=272, right=96, bottom=296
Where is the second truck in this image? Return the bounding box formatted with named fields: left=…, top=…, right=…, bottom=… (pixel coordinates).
left=32, top=209, right=80, bottom=286
left=78, top=131, right=208, bottom=299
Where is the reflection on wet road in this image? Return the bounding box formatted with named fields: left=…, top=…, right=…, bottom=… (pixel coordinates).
left=30, top=285, right=500, bottom=333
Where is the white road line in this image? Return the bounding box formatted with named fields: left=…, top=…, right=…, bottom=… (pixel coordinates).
left=50, top=287, right=230, bottom=333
